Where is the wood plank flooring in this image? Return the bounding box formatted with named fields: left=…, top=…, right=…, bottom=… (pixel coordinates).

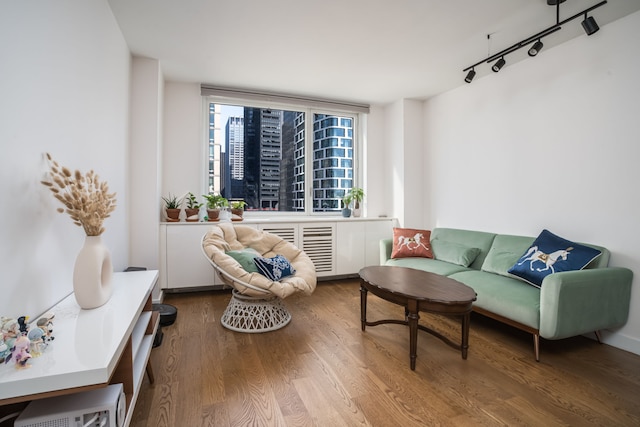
left=131, top=279, right=640, bottom=427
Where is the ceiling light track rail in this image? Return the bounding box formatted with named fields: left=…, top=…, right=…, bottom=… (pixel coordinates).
left=463, top=0, right=607, bottom=82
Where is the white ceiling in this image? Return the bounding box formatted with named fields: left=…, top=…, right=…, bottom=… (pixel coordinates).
left=107, top=0, right=640, bottom=105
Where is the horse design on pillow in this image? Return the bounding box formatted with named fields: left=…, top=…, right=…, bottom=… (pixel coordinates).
left=397, top=232, right=430, bottom=253
left=517, top=246, right=574, bottom=273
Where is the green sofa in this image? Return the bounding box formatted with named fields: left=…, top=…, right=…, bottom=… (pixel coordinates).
left=380, top=227, right=633, bottom=361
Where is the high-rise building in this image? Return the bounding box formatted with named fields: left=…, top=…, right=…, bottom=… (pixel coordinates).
left=226, top=116, right=244, bottom=199
left=307, top=114, right=353, bottom=211
left=244, top=108, right=282, bottom=210
left=207, top=103, right=222, bottom=195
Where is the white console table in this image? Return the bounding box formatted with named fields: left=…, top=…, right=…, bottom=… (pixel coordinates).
left=0, top=270, right=159, bottom=426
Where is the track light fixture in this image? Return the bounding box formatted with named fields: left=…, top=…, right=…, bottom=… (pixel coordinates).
left=582, top=14, right=600, bottom=35
left=463, top=0, right=607, bottom=83
left=492, top=57, right=506, bottom=72
left=528, top=40, right=544, bottom=57
left=464, top=68, right=476, bottom=83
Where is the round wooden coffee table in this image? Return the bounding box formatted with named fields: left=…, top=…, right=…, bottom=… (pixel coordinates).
left=359, top=265, right=477, bottom=370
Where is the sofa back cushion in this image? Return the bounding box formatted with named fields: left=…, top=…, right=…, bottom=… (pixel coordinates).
left=431, top=240, right=481, bottom=267
left=431, top=228, right=497, bottom=270
left=481, top=234, right=535, bottom=277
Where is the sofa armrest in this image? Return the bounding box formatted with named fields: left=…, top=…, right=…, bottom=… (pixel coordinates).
left=539, top=267, right=633, bottom=339
left=380, top=238, right=393, bottom=264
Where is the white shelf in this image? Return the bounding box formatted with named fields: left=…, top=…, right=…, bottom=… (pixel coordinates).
left=0, top=270, right=159, bottom=425
left=132, top=311, right=152, bottom=362
left=126, top=333, right=155, bottom=427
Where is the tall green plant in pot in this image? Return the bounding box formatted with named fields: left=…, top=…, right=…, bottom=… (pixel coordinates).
left=185, top=192, right=203, bottom=222
left=203, top=193, right=228, bottom=222
left=348, top=187, right=365, bottom=217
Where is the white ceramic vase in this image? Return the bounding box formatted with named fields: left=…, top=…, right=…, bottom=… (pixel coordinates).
left=73, top=235, right=113, bottom=309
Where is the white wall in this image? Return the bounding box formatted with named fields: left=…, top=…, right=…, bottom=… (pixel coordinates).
left=0, top=1, right=131, bottom=317
left=129, top=57, right=164, bottom=283
left=162, top=82, right=205, bottom=205
left=421, top=11, right=640, bottom=354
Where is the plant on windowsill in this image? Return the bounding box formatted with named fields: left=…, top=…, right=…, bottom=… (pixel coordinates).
left=348, top=187, right=365, bottom=218
left=185, top=192, right=203, bottom=222
left=230, top=200, right=247, bottom=221
left=341, top=194, right=352, bottom=218
left=162, top=193, right=183, bottom=222
left=203, top=193, right=228, bottom=222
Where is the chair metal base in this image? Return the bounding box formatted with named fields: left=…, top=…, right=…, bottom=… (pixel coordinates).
left=221, top=290, right=292, bottom=333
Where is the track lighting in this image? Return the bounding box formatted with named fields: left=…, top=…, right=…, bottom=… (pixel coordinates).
left=463, top=1, right=606, bottom=83
left=464, top=69, right=476, bottom=83
left=528, top=40, right=544, bottom=57
left=582, top=14, right=600, bottom=35
left=492, top=58, right=505, bottom=73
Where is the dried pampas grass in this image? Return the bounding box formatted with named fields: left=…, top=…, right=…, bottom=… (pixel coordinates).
left=41, top=153, right=117, bottom=236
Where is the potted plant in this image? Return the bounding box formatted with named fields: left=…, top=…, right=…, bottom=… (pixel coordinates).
left=202, top=193, right=228, bottom=222
left=230, top=200, right=247, bottom=220
left=341, top=193, right=352, bottom=218
left=162, top=193, right=182, bottom=222
left=348, top=187, right=365, bottom=217
left=184, top=192, right=203, bottom=222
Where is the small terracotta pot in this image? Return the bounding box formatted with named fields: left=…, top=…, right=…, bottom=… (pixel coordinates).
left=166, top=208, right=181, bottom=222
left=185, top=208, right=200, bottom=222
left=231, top=208, right=244, bottom=218
left=207, top=208, right=220, bottom=221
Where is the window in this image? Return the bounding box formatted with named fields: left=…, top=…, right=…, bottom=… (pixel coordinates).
left=206, top=98, right=364, bottom=214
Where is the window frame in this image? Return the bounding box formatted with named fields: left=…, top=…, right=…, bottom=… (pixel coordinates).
left=203, top=95, right=364, bottom=217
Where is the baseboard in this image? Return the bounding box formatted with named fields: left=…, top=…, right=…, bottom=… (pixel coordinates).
left=586, top=330, right=640, bottom=356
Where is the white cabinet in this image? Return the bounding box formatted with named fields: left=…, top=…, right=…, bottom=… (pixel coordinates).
left=162, top=223, right=221, bottom=290
left=0, top=271, right=159, bottom=427
left=336, top=219, right=398, bottom=274
left=336, top=221, right=366, bottom=275
left=160, top=218, right=396, bottom=290
left=364, top=219, right=396, bottom=267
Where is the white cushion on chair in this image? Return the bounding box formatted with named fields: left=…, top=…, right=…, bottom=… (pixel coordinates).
left=202, top=223, right=317, bottom=299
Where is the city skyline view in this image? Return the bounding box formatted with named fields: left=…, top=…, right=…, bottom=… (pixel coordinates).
left=208, top=102, right=355, bottom=213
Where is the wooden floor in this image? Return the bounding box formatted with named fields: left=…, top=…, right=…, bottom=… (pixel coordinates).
left=131, top=279, right=640, bottom=427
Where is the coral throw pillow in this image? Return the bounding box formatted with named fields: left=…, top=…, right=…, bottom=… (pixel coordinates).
left=391, top=228, right=433, bottom=259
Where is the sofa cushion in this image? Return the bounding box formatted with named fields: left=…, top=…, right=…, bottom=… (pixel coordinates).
left=431, top=240, right=480, bottom=267
left=391, top=227, right=433, bottom=259
left=481, top=234, right=535, bottom=277
left=449, top=270, right=541, bottom=330
left=507, top=229, right=602, bottom=287
left=384, top=257, right=471, bottom=276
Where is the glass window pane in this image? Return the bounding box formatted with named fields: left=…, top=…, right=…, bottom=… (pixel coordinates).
left=207, top=102, right=357, bottom=215
left=312, top=113, right=355, bottom=213
left=208, top=103, right=306, bottom=212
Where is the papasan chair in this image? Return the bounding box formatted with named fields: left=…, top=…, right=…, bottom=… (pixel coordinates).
left=201, top=223, right=317, bottom=333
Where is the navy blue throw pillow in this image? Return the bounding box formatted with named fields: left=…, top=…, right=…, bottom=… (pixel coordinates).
left=254, top=254, right=296, bottom=281
left=507, top=229, right=601, bottom=287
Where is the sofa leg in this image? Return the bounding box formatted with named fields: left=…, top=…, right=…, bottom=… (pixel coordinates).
left=594, top=330, right=602, bottom=343
left=533, top=334, right=540, bottom=362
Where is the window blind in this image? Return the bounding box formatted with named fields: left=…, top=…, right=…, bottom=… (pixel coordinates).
left=200, top=85, right=370, bottom=114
